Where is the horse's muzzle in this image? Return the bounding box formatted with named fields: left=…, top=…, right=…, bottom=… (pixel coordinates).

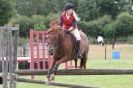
left=48, top=48, right=53, bottom=55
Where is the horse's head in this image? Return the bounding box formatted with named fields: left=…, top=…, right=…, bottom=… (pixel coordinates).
left=47, top=20, right=61, bottom=33
left=46, top=20, right=64, bottom=55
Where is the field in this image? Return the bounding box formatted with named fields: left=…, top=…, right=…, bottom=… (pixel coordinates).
left=0, top=44, right=133, bottom=88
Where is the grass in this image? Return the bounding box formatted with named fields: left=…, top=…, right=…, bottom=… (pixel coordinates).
left=1, top=59, right=133, bottom=88
left=16, top=75, right=133, bottom=88
left=86, top=59, right=133, bottom=69
left=1, top=44, right=133, bottom=88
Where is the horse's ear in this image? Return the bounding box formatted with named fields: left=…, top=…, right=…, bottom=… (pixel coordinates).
left=47, top=28, right=58, bottom=34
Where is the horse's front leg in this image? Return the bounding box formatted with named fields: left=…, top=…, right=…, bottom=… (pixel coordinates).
left=47, top=57, right=61, bottom=82
left=47, top=64, right=59, bottom=81
left=47, top=59, right=57, bottom=81
left=47, top=56, right=69, bottom=81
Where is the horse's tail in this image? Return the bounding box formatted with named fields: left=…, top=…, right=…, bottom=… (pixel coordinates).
left=79, top=31, right=89, bottom=69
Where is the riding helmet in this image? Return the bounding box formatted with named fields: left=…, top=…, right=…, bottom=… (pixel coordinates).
left=64, top=2, right=74, bottom=10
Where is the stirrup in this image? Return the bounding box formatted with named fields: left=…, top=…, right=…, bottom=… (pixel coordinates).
left=78, top=54, right=82, bottom=58
left=76, top=53, right=82, bottom=59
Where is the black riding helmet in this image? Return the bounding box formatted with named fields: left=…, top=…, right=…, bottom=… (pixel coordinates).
left=64, top=2, right=74, bottom=10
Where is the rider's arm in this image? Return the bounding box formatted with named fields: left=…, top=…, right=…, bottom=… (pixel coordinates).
left=69, top=19, right=77, bottom=31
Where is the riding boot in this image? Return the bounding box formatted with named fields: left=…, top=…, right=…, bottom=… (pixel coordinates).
left=77, top=40, right=82, bottom=58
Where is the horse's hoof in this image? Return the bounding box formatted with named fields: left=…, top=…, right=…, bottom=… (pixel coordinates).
left=45, top=80, right=50, bottom=86
left=50, top=76, right=55, bottom=81
left=48, top=76, right=55, bottom=81
left=47, top=75, right=49, bottom=78
left=49, top=74, right=55, bottom=81
left=46, top=75, right=51, bottom=82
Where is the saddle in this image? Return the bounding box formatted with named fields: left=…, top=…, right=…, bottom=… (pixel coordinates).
left=65, top=31, right=76, bottom=43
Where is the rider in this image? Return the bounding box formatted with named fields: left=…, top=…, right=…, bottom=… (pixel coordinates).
left=59, top=2, right=81, bottom=58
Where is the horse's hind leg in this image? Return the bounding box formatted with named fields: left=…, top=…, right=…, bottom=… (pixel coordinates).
left=83, top=53, right=88, bottom=69
left=80, top=58, right=83, bottom=69
left=74, top=59, right=78, bottom=69
left=80, top=53, right=87, bottom=69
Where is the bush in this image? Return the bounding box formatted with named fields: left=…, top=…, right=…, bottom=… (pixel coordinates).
left=103, top=12, right=133, bottom=43
left=88, top=36, right=97, bottom=44
left=0, top=0, right=14, bottom=26
left=33, top=23, right=46, bottom=31
left=31, top=15, right=47, bottom=30
left=9, top=13, right=60, bottom=37
left=19, top=37, right=29, bottom=46
left=79, top=15, right=112, bottom=38
left=45, top=13, right=60, bottom=28
left=103, top=21, right=116, bottom=40
left=10, top=16, right=31, bottom=37
left=115, top=12, right=133, bottom=37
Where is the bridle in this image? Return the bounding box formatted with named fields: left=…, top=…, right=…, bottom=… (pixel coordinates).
left=46, top=29, right=65, bottom=51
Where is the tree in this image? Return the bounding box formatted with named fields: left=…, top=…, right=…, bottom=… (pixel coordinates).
left=50, top=0, right=79, bottom=13
left=103, top=12, right=133, bottom=49
left=79, top=15, right=112, bottom=38
left=16, top=0, right=55, bottom=16
left=97, top=0, right=120, bottom=18
left=103, top=21, right=116, bottom=49
left=15, top=0, right=78, bottom=17
left=115, top=12, right=133, bottom=37
left=77, top=0, right=131, bottom=21
left=0, top=0, right=14, bottom=26
left=77, top=0, right=100, bottom=21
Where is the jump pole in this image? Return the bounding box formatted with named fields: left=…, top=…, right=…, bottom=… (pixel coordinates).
left=15, top=68, right=133, bottom=75
left=16, top=77, right=96, bottom=88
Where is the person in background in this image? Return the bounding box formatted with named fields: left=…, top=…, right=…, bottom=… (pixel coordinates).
left=97, top=36, right=104, bottom=46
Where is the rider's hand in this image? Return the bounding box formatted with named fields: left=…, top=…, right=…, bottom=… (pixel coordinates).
left=69, top=27, right=73, bottom=31
left=65, top=30, right=69, bottom=33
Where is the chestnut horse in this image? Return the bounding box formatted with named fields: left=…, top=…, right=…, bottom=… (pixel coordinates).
left=46, top=21, right=89, bottom=81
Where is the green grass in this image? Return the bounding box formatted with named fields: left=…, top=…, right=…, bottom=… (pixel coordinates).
left=86, top=59, right=133, bottom=69
left=1, top=59, right=133, bottom=88
left=16, top=75, right=133, bottom=88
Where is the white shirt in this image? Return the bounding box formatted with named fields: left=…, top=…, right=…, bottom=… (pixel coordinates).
left=97, top=36, right=104, bottom=42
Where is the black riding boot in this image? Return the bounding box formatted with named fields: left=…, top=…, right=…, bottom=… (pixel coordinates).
left=77, top=40, right=81, bottom=58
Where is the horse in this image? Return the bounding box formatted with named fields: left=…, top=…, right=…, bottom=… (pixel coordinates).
left=46, top=20, right=89, bottom=81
